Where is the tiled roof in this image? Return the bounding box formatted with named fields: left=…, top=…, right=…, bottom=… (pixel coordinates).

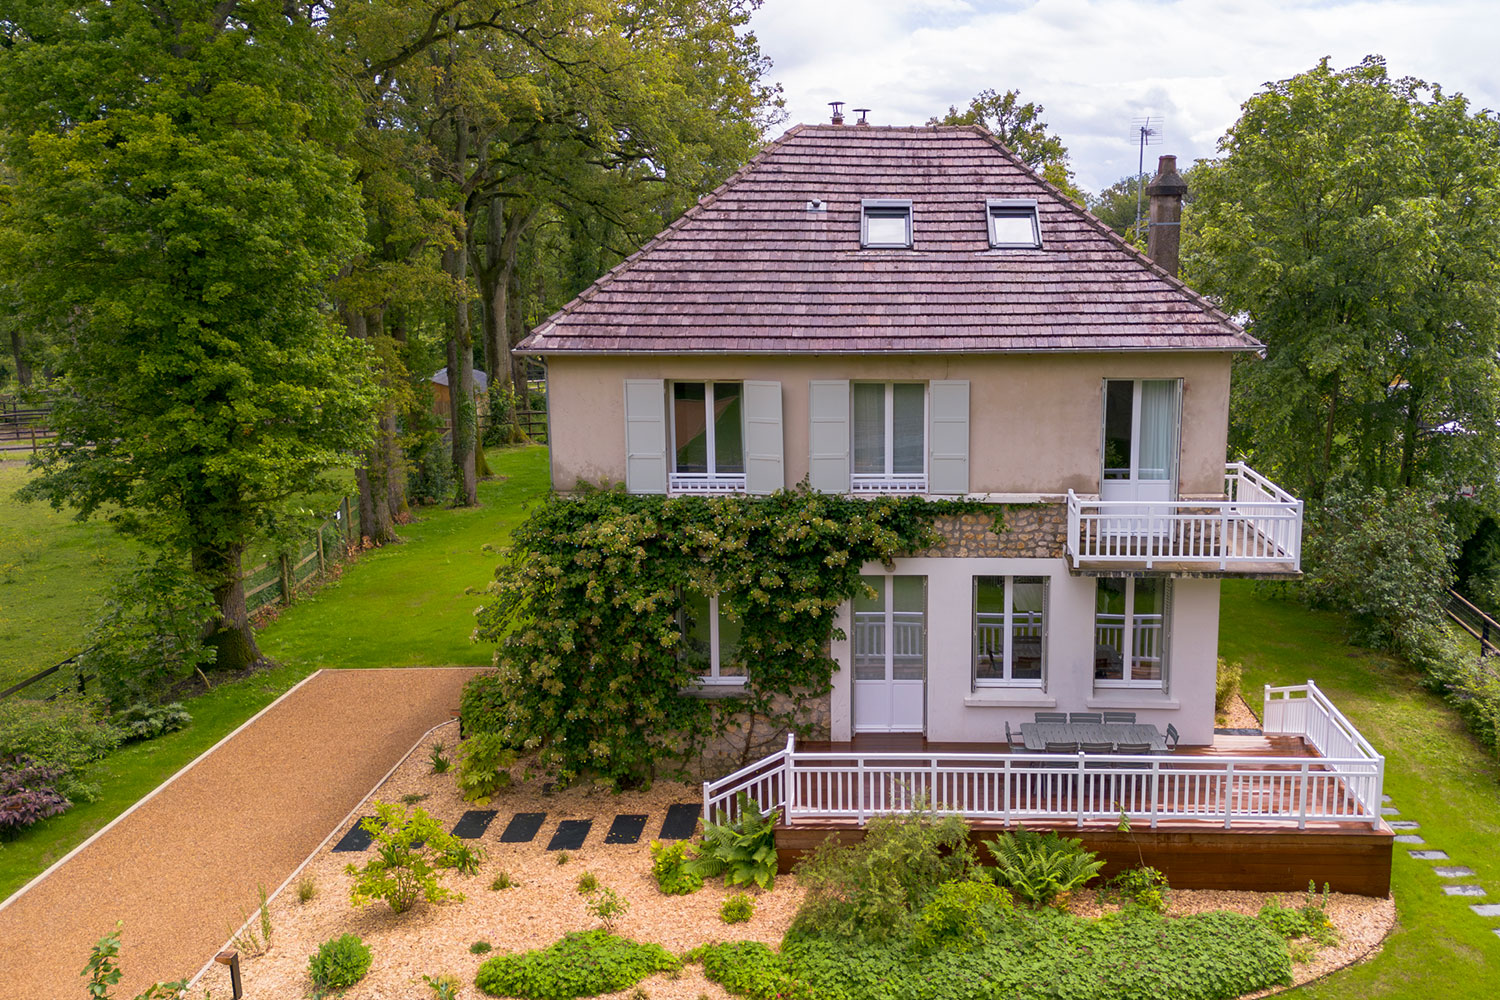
left=518, top=125, right=1259, bottom=355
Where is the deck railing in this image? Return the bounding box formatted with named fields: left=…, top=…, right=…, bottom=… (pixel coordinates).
left=703, top=684, right=1383, bottom=831
left=1066, top=463, right=1303, bottom=571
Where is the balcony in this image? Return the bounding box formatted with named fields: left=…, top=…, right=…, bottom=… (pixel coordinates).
left=1065, top=463, right=1303, bottom=577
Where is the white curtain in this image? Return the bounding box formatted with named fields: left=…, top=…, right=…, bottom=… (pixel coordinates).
left=852, top=383, right=885, bottom=474
left=1137, top=380, right=1179, bottom=482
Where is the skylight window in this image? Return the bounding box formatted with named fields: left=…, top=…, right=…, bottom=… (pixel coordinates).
left=987, top=199, right=1041, bottom=249
left=861, top=199, right=913, bottom=249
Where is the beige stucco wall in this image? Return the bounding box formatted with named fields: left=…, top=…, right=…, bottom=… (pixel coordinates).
left=544, top=352, right=1233, bottom=497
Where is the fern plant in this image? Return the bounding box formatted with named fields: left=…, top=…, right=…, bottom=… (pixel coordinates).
left=684, top=793, right=780, bottom=890
left=981, top=829, right=1103, bottom=906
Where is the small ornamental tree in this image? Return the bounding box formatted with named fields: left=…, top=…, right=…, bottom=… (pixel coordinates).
left=470, top=487, right=984, bottom=786
left=345, top=802, right=475, bottom=914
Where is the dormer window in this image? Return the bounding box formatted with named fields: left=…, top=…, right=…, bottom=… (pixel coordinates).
left=861, top=199, right=913, bottom=249
left=987, top=199, right=1041, bottom=249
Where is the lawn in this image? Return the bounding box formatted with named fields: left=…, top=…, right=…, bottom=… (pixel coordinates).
left=1221, top=580, right=1500, bottom=997
left=0, top=446, right=550, bottom=902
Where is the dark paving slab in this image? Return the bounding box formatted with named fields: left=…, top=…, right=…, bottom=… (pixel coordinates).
left=547, top=819, right=591, bottom=851
left=1469, top=903, right=1500, bottom=917
left=604, top=814, right=648, bottom=845
left=1443, top=885, right=1487, bottom=897
left=659, top=803, right=701, bottom=840
left=332, top=819, right=374, bottom=853
left=1409, top=849, right=1449, bottom=860
left=499, top=812, right=546, bottom=844
left=452, top=810, right=498, bottom=839
left=1389, top=820, right=1420, bottom=830
left=1394, top=834, right=1424, bottom=844
left=1435, top=866, right=1477, bottom=878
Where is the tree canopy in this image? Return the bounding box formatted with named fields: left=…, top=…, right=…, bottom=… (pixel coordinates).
left=930, top=88, right=1084, bottom=203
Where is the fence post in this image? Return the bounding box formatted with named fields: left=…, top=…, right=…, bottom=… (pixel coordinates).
left=316, top=526, right=326, bottom=574
left=340, top=496, right=353, bottom=547
left=279, top=553, right=293, bottom=606
left=1223, top=761, right=1235, bottom=829
left=1076, top=754, right=1086, bottom=828
left=1297, top=761, right=1310, bottom=830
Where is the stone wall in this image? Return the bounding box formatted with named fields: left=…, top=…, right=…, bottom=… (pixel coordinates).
left=693, top=687, right=831, bottom=780
left=917, top=504, right=1067, bottom=558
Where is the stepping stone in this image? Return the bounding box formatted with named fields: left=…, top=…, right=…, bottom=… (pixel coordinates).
left=332, top=818, right=375, bottom=853
left=1409, top=850, right=1449, bottom=860
left=1443, top=885, right=1487, bottom=897
left=1382, top=794, right=1392, bottom=803
left=1394, top=835, right=1425, bottom=844
left=452, top=810, right=498, bottom=839
left=659, top=803, right=701, bottom=840
left=604, top=814, right=647, bottom=845
left=1435, top=866, right=1477, bottom=879
left=1381, top=807, right=1400, bottom=816
left=500, top=812, right=547, bottom=844
left=1389, top=821, right=1420, bottom=830
left=547, top=819, right=591, bottom=851
left=1469, top=903, right=1500, bottom=917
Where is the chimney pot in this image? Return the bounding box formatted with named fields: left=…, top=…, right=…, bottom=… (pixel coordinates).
left=828, top=100, right=845, bottom=126
left=1146, top=154, right=1188, bottom=277
left=853, top=108, right=871, bottom=126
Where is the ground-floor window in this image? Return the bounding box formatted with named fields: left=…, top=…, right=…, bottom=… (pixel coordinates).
left=973, top=575, right=1046, bottom=687
left=1093, top=577, right=1168, bottom=687
left=679, top=591, right=744, bottom=683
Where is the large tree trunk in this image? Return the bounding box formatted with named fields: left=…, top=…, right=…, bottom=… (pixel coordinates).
left=9, top=329, right=30, bottom=387
left=1400, top=390, right=1421, bottom=488
left=345, top=307, right=398, bottom=544
left=193, top=539, right=260, bottom=671
left=507, top=260, right=528, bottom=396
left=446, top=239, right=478, bottom=506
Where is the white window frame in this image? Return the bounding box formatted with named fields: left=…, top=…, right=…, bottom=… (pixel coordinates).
left=1093, top=577, right=1170, bottom=688
left=850, top=381, right=928, bottom=494
left=973, top=576, right=1048, bottom=688
left=987, top=198, right=1041, bottom=249
left=682, top=594, right=746, bottom=686
left=861, top=199, right=913, bottom=249
left=668, top=380, right=747, bottom=494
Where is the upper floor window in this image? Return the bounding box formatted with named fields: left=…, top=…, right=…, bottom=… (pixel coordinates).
left=974, top=576, right=1046, bottom=687
left=1093, top=577, right=1167, bottom=687
left=852, top=382, right=926, bottom=493
left=862, top=199, right=913, bottom=249
left=671, top=381, right=745, bottom=492
left=988, top=199, right=1041, bottom=249
left=680, top=591, right=744, bottom=684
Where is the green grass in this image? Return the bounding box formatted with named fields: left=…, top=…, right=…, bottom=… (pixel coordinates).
left=1220, top=580, right=1500, bottom=998
left=0, top=446, right=549, bottom=902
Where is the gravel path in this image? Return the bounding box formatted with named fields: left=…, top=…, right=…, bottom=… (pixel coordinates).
left=0, top=667, right=479, bottom=1000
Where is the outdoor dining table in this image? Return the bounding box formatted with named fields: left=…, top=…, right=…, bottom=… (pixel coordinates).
left=1018, top=722, right=1167, bottom=752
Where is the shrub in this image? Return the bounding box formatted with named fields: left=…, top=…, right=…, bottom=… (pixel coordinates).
left=81, top=557, right=218, bottom=706
left=296, top=876, right=317, bottom=904
left=912, top=878, right=1013, bottom=951
left=687, top=941, right=805, bottom=1000
left=0, top=756, right=70, bottom=839
left=473, top=930, right=678, bottom=999
left=490, top=872, right=514, bottom=891
left=0, top=692, right=120, bottom=800
left=112, top=702, right=192, bottom=743
left=555, top=851, right=571, bottom=865
left=307, top=934, right=372, bottom=992
left=685, top=794, right=779, bottom=890
left=429, top=742, right=451, bottom=774
left=344, top=801, right=470, bottom=914
left=1099, top=865, right=1171, bottom=914
left=793, top=807, right=973, bottom=940
left=585, top=885, right=630, bottom=930
left=576, top=871, right=599, bottom=894
left=1258, top=882, right=1338, bottom=947
left=441, top=840, right=485, bottom=876
left=981, top=828, right=1104, bottom=906
left=470, top=940, right=493, bottom=955
left=423, top=972, right=461, bottom=1000
left=649, top=840, right=703, bottom=895
left=457, top=731, right=516, bottom=805
left=1215, top=658, right=1243, bottom=718
left=720, top=893, right=755, bottom=924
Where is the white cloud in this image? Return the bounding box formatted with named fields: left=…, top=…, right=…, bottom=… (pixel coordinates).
left=749, top=0, right=1500, bottom=191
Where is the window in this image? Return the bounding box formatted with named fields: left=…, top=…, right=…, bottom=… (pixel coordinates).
left=1102, top=379, right=1180, bottom=484
left=1093, top=578, right=1167, bottom=686
left=987, top=199, right=1041, bottom=248
left=973, top=576, right=1046, bottom=686
left=851, top=382, right=926, bottom=492
left=861, top=199, right=913, bottom=249
left=670, top=381, right=745, bottom=492
left=680, top=591, right=744, bottom=684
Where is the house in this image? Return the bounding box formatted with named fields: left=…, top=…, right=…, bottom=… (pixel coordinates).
left=518, top=121, right=1390, bottom=893
left=429, top=366, right=490, bottom=431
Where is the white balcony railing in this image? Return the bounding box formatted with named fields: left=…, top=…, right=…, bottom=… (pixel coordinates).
left=703, top=682, right=1383, bottom=832
left=668, top=472, right=746, bottom=494
left=1066, top=463, right=1303, bottom=571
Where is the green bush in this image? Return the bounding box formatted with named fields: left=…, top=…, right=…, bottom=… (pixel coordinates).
left=1258, top=882, right=1339, bottom=947
left=685, top=794, right=779, bottom=890
left=576, top=871, right=599, bottom=894
left=344, top=801, right=470, bottom=914
left=457, top=731, right=516, bottom=805
left=473, top=930, right=679, bottom=999
left=912, top=878, right=1012, bottom=952
left=793, top=808, right=974, bottom=941
left=113, top=702, right=192, bottom=743
left=81, top=557, right=218, bottom=706
left=1099, top=866, right=1171, bottom=914
left=307, top=933, right=372, bottom=992
left=720, top=892, right=755, bottom=924
left=649, top=839, right=703, bottom=895
left=687, top=941, right=805, bottom=1000
left=440, top=840, right=485, bottom=876
left=0, top=756, right=71, bottom=839
left=470, top=940, right=493, bottom=955
left=981, top=829, right=1105, bottom=906
left=1215, top=658, right=1242, bottom=717
left=0, top=692, right=119, bottom=803
left=584, top=885, right=630, bottom=930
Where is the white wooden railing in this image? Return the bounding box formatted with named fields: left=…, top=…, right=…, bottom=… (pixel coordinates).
left=703, top=684, right=1383, bottom=831
left=669, top=472, right=747, bottom=494
left=850, top=473, right=927, bottom=494
left=1066, top=463, right=1303, bottom=571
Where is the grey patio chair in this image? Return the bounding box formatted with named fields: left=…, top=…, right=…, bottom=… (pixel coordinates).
left=1165, top=723, right=1181, bottom=749
left=1004, top=720, right=1026, bottom=748
left=1069, top=712, right=1103, bottom=724
left=1114, top=742, right=1154, bottom=754
left=1044, top=741, right=1080, bottom=753
left=1079, top=741, right=1114, bottom=754
left=1034, top=711, right=1068, bottom=724
left=1102, top=710, right=1137, bottom=724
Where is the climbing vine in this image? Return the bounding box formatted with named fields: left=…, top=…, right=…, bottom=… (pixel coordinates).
left=467, top=486, right=985, bottom=787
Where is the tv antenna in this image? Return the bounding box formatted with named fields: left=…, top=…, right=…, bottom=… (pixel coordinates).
left=1131, top=116, right=1162, bottom=230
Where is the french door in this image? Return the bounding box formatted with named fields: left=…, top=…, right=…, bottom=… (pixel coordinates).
left=852, top=574, right=926, bottom=733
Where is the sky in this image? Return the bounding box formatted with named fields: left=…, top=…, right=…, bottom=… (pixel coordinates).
left=746, top=0, right=1500, bottom=194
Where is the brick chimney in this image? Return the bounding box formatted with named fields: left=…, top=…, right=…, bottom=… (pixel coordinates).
left=1146, top=154, right=1188, bottom=277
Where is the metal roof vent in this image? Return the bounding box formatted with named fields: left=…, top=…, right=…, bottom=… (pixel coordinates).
left=806, top=198, right=827, bottom=212
left=853, top=108, right=871, bottom=126
left=828, top=101, right=845, bottom=125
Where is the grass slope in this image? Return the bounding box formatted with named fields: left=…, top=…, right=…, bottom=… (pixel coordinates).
left=1220, top=580, right=1500, bottom=997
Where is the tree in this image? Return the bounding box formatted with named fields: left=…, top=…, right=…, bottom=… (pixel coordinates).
left=930, top=88, right=1085, bottom=203
left=0, top=2, right=377, bottom=669
left=1185, top=56, right=1500, bottom=504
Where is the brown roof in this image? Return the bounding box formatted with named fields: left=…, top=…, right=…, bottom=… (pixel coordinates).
left=518, top=125, right=1259, bottom=355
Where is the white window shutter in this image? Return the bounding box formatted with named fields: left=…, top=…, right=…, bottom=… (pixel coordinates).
left=623, top=379, right=667, bottom=494
left=808, top=380, right=851, bottom=493
left=743, top=380, right=784, bottom=495
left=928, top=380, right=970, bottom=496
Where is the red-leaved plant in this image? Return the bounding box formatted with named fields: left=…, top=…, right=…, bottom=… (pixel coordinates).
left=0, top=755, right=70, bottom=838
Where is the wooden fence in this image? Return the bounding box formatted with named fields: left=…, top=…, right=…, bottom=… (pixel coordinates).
left=244, top=497, right=356, bottom=613
left=0, top=395, right=55, bottom=452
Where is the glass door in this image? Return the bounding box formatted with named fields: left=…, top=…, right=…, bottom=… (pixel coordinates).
left=852, top=574, right=926, bottom=733
left=1100, top=379, right=1180, bottom=503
